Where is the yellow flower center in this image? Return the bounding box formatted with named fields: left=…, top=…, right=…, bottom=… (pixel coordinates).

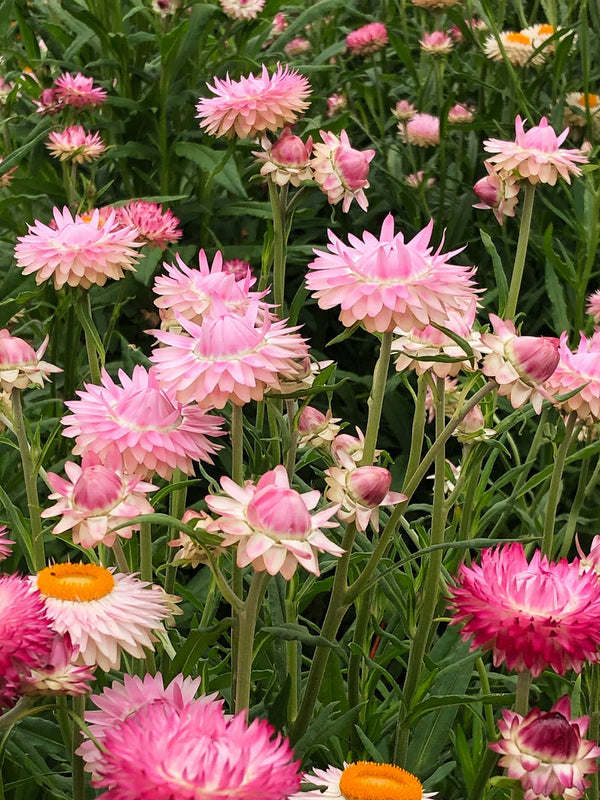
left=578, top=93, right=599, bottom=107
left=338, top=762, right=423, bottom=800
left=538, top=24, right=554, bottom=34
left=506, top=32, right=532, bottom=45
left=37, top=563, right=115, bottom=601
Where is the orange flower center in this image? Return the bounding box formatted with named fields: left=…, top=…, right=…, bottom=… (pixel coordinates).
left=506, top=32, right=531, bottom=45
left=338, top=762, right=423, bottom=800
left=37, top=563, right=115, bottom=601
left=538, top=24, right=554, bottom=34
left=578, top=93, right=599, bottom=107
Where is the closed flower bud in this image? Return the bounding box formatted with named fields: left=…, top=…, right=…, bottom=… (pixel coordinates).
left=506, top=335, right=560, bottom=383
left=271, top=128, right=312, bottom=168
left=347, top=466, right=392, bottom=507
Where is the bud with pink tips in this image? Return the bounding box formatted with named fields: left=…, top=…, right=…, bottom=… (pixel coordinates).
left=473, top=161, right=520, bottom=225
left=0, top=329, right=61, bottom=393
left=254, top=127, right=313, bottom=187
left=312, top=129, right=375, bottom=212
left=297, top=406, right=341, bottom=448
left=324, top=465, right=406, bottom=532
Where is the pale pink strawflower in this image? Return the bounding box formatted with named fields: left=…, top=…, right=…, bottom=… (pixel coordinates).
left=253, top=127, right=313, bottom=187
left=22, top=634, right=95, bottom=697
left=306, top=213, right=479, bottom=334
left=54, top=72, right=107, bottom=108
left=290, top=762, right=435, bottom=800
left=324, top=465, right=406, bottom=532
left=0, top=526, right=14, bottom=561
left=273, top=355, right=334, bottom=397
left=0, top=574, right=54, bottom=708
left=586, top=290, right=600, bottom=323
left=404, top=171, right=436, bottom=189
left=34, top=562, right=178, bottom=672
left=151, top=0, right=180, bottom=16
left=149, top=301, right=309, bottom=408
left=223, top=257, right=252, bottom=280
left=90, top=696, right=301, bottom=799
left=196, top=64, right=311, bottom=139
left=113, top=200, right=183, bottom=250
left=448, top=103, right=475, bottom=124
left=285, top=37, right=311, bottom=57
left=420, top=30, right=454, bottom=54
left=481, top=315, right=559, bottom=413
left=424, top=377, right=460, bottom=423
left=448, top=542, right=600, bottom=676
left=484, top=115, right=589, bottom=185
left=346, top=22, right=388, bottom=55
left=0, top=329, right=61, bottom=392
left=271, top=12, right=288, bottom=34
left=42, top=447, right=156, bottom=549
left=297, top=406, right=341, bottom=448
left=326, top=93, right=347, bottom=117
left=400, top=113, right=440, bottom=147
left=46, top=125, right=105, bottom=163
left=0, top=77, right=15, bottom=105
left=219, top=0, right=265, bottom=20
left=15, top=206, right=142, bottom=289
left=545, top=332, right=600, bottom=421
left=206, top=465, right=343, bottom=579
left=490, top=696, right=600, bottom=800
left=483, top=31, right=537, bottom=66
left=312, top=129, right=375, bottom=212
left=473, top=161, right=520, bottom=224
left=392, top=100, right=416, bottom=121
left=331, top=427, right=379, bottom=468
left=61, top=365, right=224, bottom=480
left=169, top=510, right=225, bottom=567
left=455, top=404, right=496, bottom=443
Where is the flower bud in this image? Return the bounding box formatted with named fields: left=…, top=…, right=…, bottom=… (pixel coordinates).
left=506, top=335, right=560, bottom=384
left=334, top=143, right=372, bottom=190
left=72, top=465, right=123, bottom=512
left=517, top=711, right=580, bottom=762
left=473, top=174, right=502, bottom=208
left=347, top=466, right=393, bottom=508
left=271, top=128, right=312, bottom=168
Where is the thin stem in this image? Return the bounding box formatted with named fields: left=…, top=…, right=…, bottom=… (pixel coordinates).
left=476, top=658, right=497, bottom=741
left=111, top=539, right=130, bottom=573
left=0, top=697, right=36, bottom=732
left=268, top=177, right=289, bottom=316
left=284, top=399, right=297, bottom=481
left=231, top=404, right=244, bottom=486
left=589, top=663, right=600, bottom=800
left=234, top=571, right=270, bottom=712
left=360, top=331, right=393, bottom=467
left=541, top=412, right=577, bottom=557
left=140, top=521, right=153, bottom=583
left=514, top=668, right=532, bottom=715
left=348, top=587, right=374, bottom=752
left=503, top=183, right=536, bottom=320
left=71, top=694, right=86, bottom=800
left=403, top=375, right=428, bottom=485
left=75, top=290, right=103, bottom=385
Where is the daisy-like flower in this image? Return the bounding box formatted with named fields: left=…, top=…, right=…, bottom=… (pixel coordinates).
left=61, top=365, right=225, bottom=480
left=14, top=206, right=142, bottom=289
left=473, top=160, right=520, bottom=225
left=289, top=761, right=434, bottom=800
left=196, top=64, right=311, bottom=139
left=253, top=127, right=313, bottom=187
left=0, top=574, right=55, bottom=707
left=0, top=329, right=61, bottom=392
left=483, top=32, right=537, bottom=66
left=311, top=129, right=375, bottom=213
left=400, top=113, right=440, bottom=147
left=89, top=695, right=300, bottom=799
left=33, top=563, right=178, bottom=672
left=448, top=542, right=600, bottom=676
left=206, top=465, right=343, bottom=579
left=46, top=125, right=105, bottom=163
left=53, top=72, right=107, bottom=108
left=21, top=633, right=95, bottom=697
left=0, top=526, right=14, bottom=561
left=324, top=465, right=406, bottom=532
left=481, top=315, right=559, bottom=413
left=420, top=30, right=454, bottom=54
left=306, top=213, right=478, bottom=334
left=483, top=116, right=589, bottom=185
left=521, top=23, right=560, bottom=56
left=113, top=200, right=183, bottom=250
left=346, top=22, right=388, bottom=55
left=545, top=332, right=600, bottom=421
left=219, top=0, right=265, bottom=20
left=42, top=447, right=156, bottom=549
left=490, top=696, right=600, bottom=800
left=564, top=92, right=600, bottom=132
left=148, top=301, right=309, bottom=408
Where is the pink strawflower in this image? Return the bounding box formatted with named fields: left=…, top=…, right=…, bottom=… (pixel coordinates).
left=151, top=0, right=180, bottom=16
left=297, top=406, right=341, bottom=448
left=326, top=93, right=347, bottom=117
left=113, top=200, right=183, bottom=250
left=285, top=37, right=311, bottom=57
left=15, top=206, right=142, bottom=289
left=223, top=257, right=252, bottom=280
left=324, top=465, right=406, bottom=532
left=0, top=526, right=14, bottom=561
left=0, top=574, right=54, bottom=707
left=490, top=696, right=600, bottom=800
left=61, top=365, right=225, bottom=480
left=586, top=290, right=600, bottom=324
left=271, top=12, right=288, bottom=34
left=35, top=87, right=62, bottom=116
left=448, top=103, right=475, bottom=124
left=420, top=30, right=454, bottom=54
left=306, top=213, right=478, bottom=334
left=481, top=315, right=559, bottom=413
left=196, top=64, right=311, bottom=139
left=206, top=465, right=343, bottom=579
left=311, top=129, right=375, bottom=212
left=169, top=510, right=225, bottom=567
left=331, top=428, right=376, bottom=468
left=346, top=22, right=388, bottom=55
left=53, top=72, right=107, bottom=108
left=34, top=562, right=178, bottom=672
left=253, top=127, right=313, bottom=187
left=148, top=301, right=309, bottom=408
left=22, top=633, right=95, bottom=697
left=400, top=113, right=440, bottom=147
left=219, top=0, right=265, bottom=20
left=545, top=332, right=600, bottom=421
left=0, top=77, right=15, bottom=105
left=473, top=160, right=520, bottom=224
left=89, top=696, right=301, bottom=799
left=392, top=100, right=416, bottom=121
left=448, top=542, right=600, bottom=676
left=0, top=328, right=61, bottom=392
left=484, top=116, right=589, bottom=186
left=42, top=447, right=156, bottom=549
left=46, top=125, right=105, bottom=163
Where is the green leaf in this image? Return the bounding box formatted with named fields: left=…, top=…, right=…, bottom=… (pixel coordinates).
left=480, top=229, right=508, bottom=311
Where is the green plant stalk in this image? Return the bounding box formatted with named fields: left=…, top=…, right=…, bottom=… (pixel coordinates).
left=234, top=571, right=270, bottom=712
left=476, top=658, right=497, bottom=741
left=286, top=585, right=299, bottom=723
left=466, top=748, right=500, bottom=800
left=231, top=403, right=244, bottom=486
left=71, top=694, right=86, bottom=800
left=588, top=663, right=600, bottom=800
left=111, top=539, right=130, bottom=573
left=503, top=183, right=536, bottom=320
left=403, top=375, right=428, bottom=486
left=284, top=399, right=297, bottom=480
left=541, top=412, right=577, bottom=557
left=140, top=521, right=153, bottom=583
left=0, top=697, right=36, bottom=732
left=12, top=389, right=45, bottom=572
left=347, top=587, right=374, bottom=753
left=230, top=403, right=245, bottom=703
left=559, top=446, right=589, bottom=558
left=514, top=668, right=532, bottom=715
left=164, top=468, right=187, bottom=597
left=575, top=171, right=600, bottom=331
left=268, top=177, right=289, bottom=317
left=360, top=331, right=393, bottom=467
left=394, top=375, right=448, bottom=765
left=77, top=290, right=103, bottom=385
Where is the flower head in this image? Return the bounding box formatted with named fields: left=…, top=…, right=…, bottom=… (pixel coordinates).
left=484, top=116, right=589, bottom=186
left=219, top=0, right=265, bottom=20
left=297, top=406, right=341, bottom=448
left=483, top=31, right=537, bottom=66
left=151, top=0, right=180, bottom=16
left=564, top=92, right=600, bottom=132
left=34, top=563, right=178, bottom=671
left=312, top=129, right=375, bottom=213
left=196, top=64, right=311, bottom=139
left=46, top=126, right=105, bottom=163
left=392, top=100, right=416, bottom=121
left=448, top=542, right=600, bottom=676
left=306, top=213, right=478, bottom=333
left=400, top=113, right=440, bottom=147
left=448, top=103, right=475, bottom=124
left=0, top=329, right=61, bottom=392
left=15, top=206, right=142, bottom=289
left=586, top=290, right=600, bottom=324
left=253, top=127, right=313, bottom=187
left=289, top=761, right=434, bottom=800
left=61, top=365, right=224, bottom=480
left=113, top=200, right=182, bottom=250
left=420, top=30, right=454, bottom=54
left=346, top=23, right=388, bottom=55
left=490, top=696, right=600, bottom=800
left=285, top=37, right=311, bottom=57
left=327, top=93, right=347, bottom=117
left=22, top=634, right=95, bottom=697
left=545, top=332, right=600, bottom=421
left=324, top=466, right=406, bottom=532
left=206, top=465, right=342, bottom=579
left=473, top=160, right=520, bottom=224
left=53, top=72, right=107, bottom=108
left=0, top=526, right=14, bottom=561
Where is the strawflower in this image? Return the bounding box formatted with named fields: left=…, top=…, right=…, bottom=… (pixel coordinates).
left=448, top=542, right=600, bottom=676
left=448, top=103, right=475, bottom=124
left=324, top=465, right=406, bottom=531
left=312, top=129, right=375, bottom=212
left=285, top=38, right=311, bottom=57
left=253, top=127, right=313, bottom=187
left=196, top=64, right=311, bottom=139
left=46, top=125, right=105, bottom=163
left=405, top=171, right=436, bottom=189
left=346, top=22, right=388, bottom=56
left=564, top=92, right=600, bottom=133
left=219, top=0, right=265, bottom=20
left=473, top=161, right=520, bottom=224
left=289, top=761, right=435, bottom=800
left=22, top=634, right=95, bottom=697
left=0, top=526, right=14, bottom=561
left=297, top=406, right=341, bottom=448
left=53, top=72, right=107, bottom=108
left=483, top=32, right=537, bottom=66
left=0, top=329, right=61, bottom=392
left=545, top=332, right=600, bottom=421
left=400, top=113, right=440, bottom=147
left=392, top=100, right=416, bottom=121
left=151, top=0, right=180, bottom=16
left=113, top=200, right=183, bottom=249
left=586, top=290, right=600, bottom=324
left=223, top=257, right=252, bottom=280
left=327, top=93, right=347, bottom=117
left=420, top=30, right=454, bottom=54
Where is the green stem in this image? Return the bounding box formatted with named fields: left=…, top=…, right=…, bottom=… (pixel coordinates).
left=348, top=587, right=374, bottom=752
left=284, top=399, right=297, bottom=481
left=467, top=748, right=499, bottom=800
left=268, top=177, right=289, bottom=317
left=140, top=521, right=153, bottom=583
left=476, top=658, right=497, bottom=741
left=503, top=183, right=536, bottom=320
left=0, top=697, right=36, bottom=732
left=234, top=571, right=270, bottom=712
left=403, top=375, right=428, bottom=485
left=71, top=694, right=86, bottom=800
left=111, top=539, right=129, bottom=573
left=514, top=668, right=531, bottom=715
left=588, top=663, right=600, bottom=800
left=231, top=404, right=244, bottom=486
left=360, top=331, right=393, bottom=467
left=164, top=469, right=187, bottom=597
left=12, top=389, right=45, bottom=572
left=541, top=412, right=577, bottom=557
left=285, top=579, right=299, bottom=723
left=75, top=290, right=103, bottom=385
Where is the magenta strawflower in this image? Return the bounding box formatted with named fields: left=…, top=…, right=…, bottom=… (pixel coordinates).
left=306, top=213, right=478, bottom=333
left=448, top=542, right=600, bottom=676
left=113, top=200, right=183, bottom=250
left=400, top=113, right=441, bottom=147
left=490, top=696, right=600, bottom=800
left=206, top=465, right=343, bottom=579
left=312, top=129, right=375, bottom=212
left=22, top=634, right=95, bottom=697
left=346, top=22, right=388, bottom=55
left=148, top=301, right=309, bottom=408
left=484, top=116, right=589, bottom=185
left=61, top=365, right=224, bottom=480
left=0, top=526, right=14, bottom=561
left=324, top=465, right=406, bottom=532
left=545, top=332, right=600, bottom=421
left=219, top=0, right=265, bottom=20
left=0, top=329, right=61, bottom=392
left=15, top=206, right=142, bottom=289
left=196, top=64, right=311, bottom=139
left=53, top=72, right=107, bottom=108
left=46, top=125, right=105, bottom=163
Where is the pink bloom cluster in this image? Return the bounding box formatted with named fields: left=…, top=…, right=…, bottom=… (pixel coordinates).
left=112, top=200, right=183, bottom=250
left=46, top=125, right=105, bottom=163
left=346, top=22, right=388, bottom=55
left=36, top=71, right=107, bottom=115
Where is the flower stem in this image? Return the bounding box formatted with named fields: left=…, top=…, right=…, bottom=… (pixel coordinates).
left=541, top=412, right=577, bottom=557
left=74, top=289, right=103, bottom=385
left=164, top=468, right=187, bottom=597
left=503, top=182, right=536, bottom=320
left=111, top=539, right=130, bottom=573
left=71, top=694, right=86, bottom=800
left=268, top=177, right=289, bottom=317
left=230, top=404, right=244, bottom=486
left=360, top=331, right=393, bottom=467
left=140, top=521, right=153, bottom=583
left=234, top=570, right=270, bottom=712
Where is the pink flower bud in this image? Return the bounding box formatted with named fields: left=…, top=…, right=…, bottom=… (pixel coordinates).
left=473, top=174, right=502, bottom=208
left=506, top=335, right=560, bottom=383
left=392, top=100, right=416, bottom=121
left=517, top=710, right=580, bottom=762
left=271, top=128, right=312, bottom=168
left=458, top=405, right=485, bottom=435
left=40, top=88, right=57, bottom=106
left=298, top=406, right=327, bottom=433
left=334, top=143, right=372, bottom=190
left=347, top=466, right=393, bottom=508
left=72, top=464, right=124, bottom=511
left=247, top=486, right=312, bottom=539
left=0, top=330, right=37, bottom=367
